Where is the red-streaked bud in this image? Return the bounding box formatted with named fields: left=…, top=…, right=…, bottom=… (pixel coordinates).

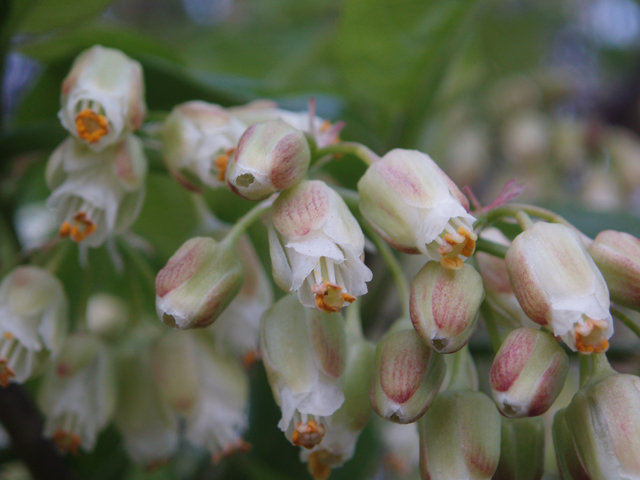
left=418, top=389, right=501, bottom=480
left=410, top=262, right=484, bottom=353
left=226, top=119, right=310, bottom=201
left=588, top=230, right=640, bottom=310
left=506, top=222, right=613, bottom=353
left=155, top=237, right=244, bottom=329
left=494, top=416, right=545, bottom=480
left=553, top=408, right=591, bottom=480
left=370, top=329, right=446, bottom=424
left=490, top=328, right=569, bottom=418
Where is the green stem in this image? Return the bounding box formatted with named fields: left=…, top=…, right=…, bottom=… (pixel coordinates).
left=579, top=354, right=592, bottom=388
left=314, top=142, right=380, bottom=167
left=588, top=353, right=615, bottom=385
left=515, top=211, right=534, bottom=231
left=610, top=305, right=640, bottom=339
left=485, top=204, right=570, bottom=226
left=474, top=237, right=508, bottom=259
left=118, top=240, right=156, bottom=295
left=345, top=297, right=363, bottom=339
left=221, top=200, right=273, bottom=249
left=480, top=300, right=503, bottom=353
left=447, top=346, right=476, bottom=391
left=42, top=242, right=71, bottom=275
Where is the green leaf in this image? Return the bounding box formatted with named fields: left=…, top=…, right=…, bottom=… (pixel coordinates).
left=9, top=0, right=116, bottom=34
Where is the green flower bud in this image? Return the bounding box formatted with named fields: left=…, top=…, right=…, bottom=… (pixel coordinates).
left=494, top=417, right=545, bottom=480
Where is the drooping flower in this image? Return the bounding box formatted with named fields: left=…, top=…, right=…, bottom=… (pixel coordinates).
left=506, top=222, right=613, bottom=353
left=0, top=266, right=68, bottom=386
left=268, top=180, right=372, bottom=313
left=358, top=149, right=477, bottom=270
left=59, top=45, right=146, bottom=151
left=46, top=136, right=147, bottom=247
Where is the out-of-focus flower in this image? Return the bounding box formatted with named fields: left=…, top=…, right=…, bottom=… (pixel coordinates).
left=161, top=101, right=247, bottom=190
left=85, top=293, right=128, bottom=341
left=564, top=358, right=640, bottom=480
left=500, top=110, right=550, bottom=168
left=59, top=45, right=146, bottom=151
left=376, top=419, right=420, bottom=476
left=506, top=222, right=613, bottom=353
left=226, top=120, right=311, bottom=201
left=494, top=417, right=545, bottom=480
left=588, top=230, right=640, bottom=310
left=358, top=149, right=476, bottom=270
left=269, top=180, right=371, bottom=313
left=38, top=333, right=116, bottom=453
left=155, top=237, right=244, bottom=329
left=490, top=328, right=569, bottom=418
left=370, top=328, right=445, bottom=424
left=260, top=295, right=346, bottom=449
left=0, top=266, right=67, bottom=386
left=410, top=262, right=484, bottom=353
left=46, top=136, right=147, bottom=247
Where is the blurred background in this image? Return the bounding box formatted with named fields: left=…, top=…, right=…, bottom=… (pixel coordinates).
left=1, top=0, right=640, bottom=479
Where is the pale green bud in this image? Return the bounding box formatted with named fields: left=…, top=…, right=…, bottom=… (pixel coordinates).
left=553, top=408, right=591, bottom=480
left=494, top=417, right=545, bottom=480
left=410, top=262, right=484, bottom=353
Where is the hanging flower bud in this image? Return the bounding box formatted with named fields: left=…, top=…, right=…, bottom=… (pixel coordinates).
left=490, top=328, right=569, bottom=418
left=269, top=180, right=372, bottom=313
left=370, top=329, right=446, bottom=424
left=46, top=136, right=147, bottom=247
left=588, top=230, right=640, bottom=310
left=553, top=408, right=591, bottom=480
left=506, top=222, right=613, bottom=353
left=358, top=149, right=477, bottom=270
left=476, top=228, right=538, bottom=329
left=114, top=353, right=179, bottom=467
left=260, top=295, right=347, bottom=449
left=184, top=332, right=250, bottom=463
left=0, top=266, right=67, bottom=386
left=226, top=120, right=311, bottom=201
left=38, top=333, right=116, bottom=453
left=59, top=45, right=146, bottom=151
left=418, top=389, right=501, bottom=480
left=494, top=417, right=545, bottom=480
left=85, top=293, right=128, bottom=341
left=564, top=361, right=640, bottom=480
left=161, top=101, right=247, bottom=190
left=155, top=237, right=244, bottom=329
left=410, top=262, right=484, bottom=353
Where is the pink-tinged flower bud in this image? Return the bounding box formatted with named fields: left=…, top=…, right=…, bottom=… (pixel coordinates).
left=161, top=101, right=247, bottom=190
left=410, top=262, right=484, bottom=353
left=269, top=180, right=371, bottom=313
left=370, top=329, right=446, bottom=424
left=226, top=120, right=310, bottom=201
left=588, top=230, right=640, bottom=310
left=490, top=328, right=569, bottom=418
left=59, top=45, right=146, bottom=151
left=553, top=408, right=591, bottom=480
left=358, top=149, right=476, bottom=270
left=476, top=228, right=538, bottom=329
left=506, top=222, right=613, bottom=354
left=565, top=364, right=640, bottom=480
left=155, top=237, right=244, bottom=329
left=260, top=295, right=347, bottom=449
left=0, top=266, right=68, bottom=386
left=418, top=389, right=501, bottom=480
left=46, top=136, right=147, bottom=247
left=494, top=416, right=545, bottom=480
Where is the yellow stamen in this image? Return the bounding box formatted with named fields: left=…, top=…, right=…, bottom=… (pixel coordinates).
left=214, top=147, right=235, bottom=182
left=242, top=350, right=260, bottom=368
left=575, top=317, right=610, bottom=354
left=439, top=226, right=477, bottom=270
left=307, top=452, right=332, bottom=480
left=440, top=257, right=464, bottom=270
left=59, top=211, right=97, bottom=243
left=312, top=281, right=355, bottom=313
left=75, top=109, right=109, bottom=143
left=0, top=359, right=15, bottom=388
left=52, top=430, right=81, bottom=454
left=292, top=420, right=326, bottom=449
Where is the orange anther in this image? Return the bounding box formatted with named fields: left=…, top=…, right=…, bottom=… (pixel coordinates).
left=0, top=360, right=15, bottom=388
left=59, top=221, right=72, bottom=238
left=242, top=350, right=260, bottom=368
left=292, top=420, right=326, bottom=449
left=52, top=430, right=81, bottom=454
left=313, top=281, right=352, bottom=313
left=3, top=332, right=13, bottom=341
left=75, top=109, right=109, bottom=143
left=307, top=452, right=332, bottom=480
left=440, top=257, right=464, bottom=270
left=61, top=212, right=97, bottom=243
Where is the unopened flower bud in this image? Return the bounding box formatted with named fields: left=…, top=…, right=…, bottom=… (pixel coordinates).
left=494, top=417, right=545, bottom=480
left=506, top=222, right=613, bottom=353
left=418, top=389, right=501, bottom=480
left=86, top=293, right=128, bottom=340
left=588, top=230, right=640, bottom=310
left=59, top=45, right=146, bottom=151
left=161, top=101, right=247, bottom=190
left=269, top=180, right=371, bottom=313
left=410, top=262, right=484, bottom=353
left=370, top=329, right=446, bottom=424
left=358, top=149, right=476, bottom=270
left=0, top=266, right=68, bottom=386
left=553, top=408, right=591, bottom=480
left=260, top=295, right=347, bottom=448
left=565, top=363, right=640, bottom=479
left=155, top=237, right=244, bottom=329
left=226, top=120, right=310, bottom=201
left=490, top=328, right=568, bottom=418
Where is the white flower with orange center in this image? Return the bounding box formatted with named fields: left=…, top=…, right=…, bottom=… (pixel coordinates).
left=59, top=45, right=146, bottom=151
left=506, top=222, right=613, bottom=353
left=269, top=180, right=372, bottom=313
